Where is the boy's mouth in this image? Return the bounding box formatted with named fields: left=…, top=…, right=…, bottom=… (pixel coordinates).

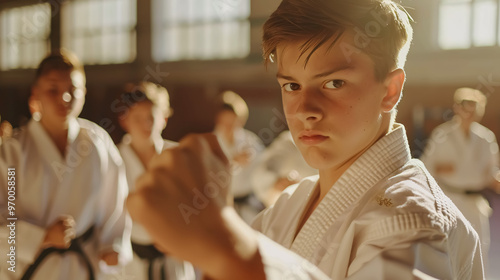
left=298, top=131, right=329, bottom=145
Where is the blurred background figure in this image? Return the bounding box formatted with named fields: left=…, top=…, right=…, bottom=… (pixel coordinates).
left=115, top=82, right=195, bottom=280
left=421, top=87, right=500, bottom=273
left=214, top=91, right=264, bottom=223
left=253, top=130, right=318, bottom=207
left=0, top=50, right=132, bottom=280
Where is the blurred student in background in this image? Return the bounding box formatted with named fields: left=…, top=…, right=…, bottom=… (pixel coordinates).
left=421, top=87, right=500, bottom=273
left=116, top=82, right=195, bottom=280
left=253, top=130, right=318, bottom=206
left=0, top=50, right=132, bottom=280
left=213, top=91, right=264, bottom=223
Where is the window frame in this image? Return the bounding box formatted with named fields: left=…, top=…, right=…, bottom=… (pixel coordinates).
left=151, top=0, right=251, bottom=62
left=60, top=0, right=138, bottom=65
left=438, top=0, right=500, bottom=49
left=0, top=2, right=52, bottom=70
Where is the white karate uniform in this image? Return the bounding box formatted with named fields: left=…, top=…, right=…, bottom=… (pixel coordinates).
left=252, top=130, right=318, bottom=206
left=252, top=124, right=484, bottom=279
left=0, top=118, right=132, bottom=280
left=215, top=128, right=264, bottom=223
left=115, top=135, right=195, bottom=280
left=420, top=118, right=498, bottom=269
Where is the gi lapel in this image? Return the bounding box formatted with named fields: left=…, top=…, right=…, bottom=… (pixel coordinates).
left=290, top=125, right=411, bottom=263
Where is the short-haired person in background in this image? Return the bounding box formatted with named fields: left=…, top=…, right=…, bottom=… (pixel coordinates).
left=115, top=82, right=195, bottom=280
left=213, top=91, right=265, bottom=223
left=0, top=50, right=132, bottom=280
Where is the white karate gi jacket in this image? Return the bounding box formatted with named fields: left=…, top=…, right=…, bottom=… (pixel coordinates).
left=0, top=118, right=132, bottom=280
left=420, top=118, right=499, bottom=269
left=116, top=136, right=195, bottom=280
left=252, top=124, right=484, bottom=279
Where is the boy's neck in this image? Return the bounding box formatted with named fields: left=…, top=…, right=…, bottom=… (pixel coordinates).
left=40, top=119, right=69, bottom=157
left=130, top=137, right=157, bottom=167
left=130, top=136, right=156, bottom=151
left=458, top=118, right=473, bottom=139
left=317, top=116, right=392, bottom=205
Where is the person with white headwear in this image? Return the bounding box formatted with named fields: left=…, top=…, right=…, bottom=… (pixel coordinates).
left=421, top=87, right=500, bottom=272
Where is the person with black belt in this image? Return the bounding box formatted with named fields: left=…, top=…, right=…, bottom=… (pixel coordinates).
left=213, top=91, right=265, bottom=224
left=115, top=82, right=195, bottom=280
left=421, top=87, right=500, bottom=274
left=0, top=50, right=132, bottom=280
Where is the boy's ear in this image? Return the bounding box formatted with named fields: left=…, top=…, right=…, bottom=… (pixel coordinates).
left=29, top=85, right=41, bottom=115
left=118, top=114, right=129, bottom=132
left=381, top=68, right=405, bottom=112
left=30, top=83, right=38, bottom=97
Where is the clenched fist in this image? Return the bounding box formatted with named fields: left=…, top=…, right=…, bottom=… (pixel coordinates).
left=127, top=134, right=265, bottom=280
left=42, top=215, right=76, bottom=249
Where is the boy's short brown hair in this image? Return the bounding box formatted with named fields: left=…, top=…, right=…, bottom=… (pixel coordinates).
left=35, top=49, right=85, bottom=83
left=263, top=0, right=413, bottom=81
left=122, top=82, right=171, bottom=117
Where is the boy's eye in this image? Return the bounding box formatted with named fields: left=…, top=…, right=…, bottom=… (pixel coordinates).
left=283, top=83, right=300, bottom=92
left=324, top=80, right=345, bottom=89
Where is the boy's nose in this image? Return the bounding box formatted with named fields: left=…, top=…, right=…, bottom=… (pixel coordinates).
left=295, top=90, right=323, bottom=123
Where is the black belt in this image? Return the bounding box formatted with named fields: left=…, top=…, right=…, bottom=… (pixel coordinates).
left=234, top=194, right=251, bottom=204
left=22, top=226, right=95, bottom=280
left=465, top=190, right=483, bottom=195
left=131, top=241, right=167, bottom=280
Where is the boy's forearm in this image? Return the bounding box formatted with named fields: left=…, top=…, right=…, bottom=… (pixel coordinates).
left=127, top=189, right=266, bottom=280
left=207, top=208, right=266, bottom=280
left=215, top=250, right=266, bottom=280
left=205, top=245, right=266, bottom=280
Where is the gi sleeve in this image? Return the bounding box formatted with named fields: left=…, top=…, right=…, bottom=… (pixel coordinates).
left=94, top=134, right=132, bottom=265
left=257, top=233, right=331, bottom=280
left=0, top=138, right=46, bottom=275
left=487, top=132, right=499, bottom=183
left=346, top=221, right=484, bottom=280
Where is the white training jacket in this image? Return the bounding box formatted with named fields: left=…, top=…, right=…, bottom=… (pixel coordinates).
left=252, top=124, right=484, bottom=280
left=0, top=118, right=132, bottom=280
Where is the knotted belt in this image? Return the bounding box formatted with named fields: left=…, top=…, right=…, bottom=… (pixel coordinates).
left=22, top=226, right=95, bottom=280
left=131, top=242, right=167, bottom=280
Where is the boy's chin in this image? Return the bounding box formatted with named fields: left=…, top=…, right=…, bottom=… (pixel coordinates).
left=302, top=154, right=333, bottom=171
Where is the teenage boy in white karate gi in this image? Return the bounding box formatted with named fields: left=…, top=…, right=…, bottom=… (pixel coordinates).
left=0, top=50, right=132, bottom=280
left=126, top=0, right=485, bottom=279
